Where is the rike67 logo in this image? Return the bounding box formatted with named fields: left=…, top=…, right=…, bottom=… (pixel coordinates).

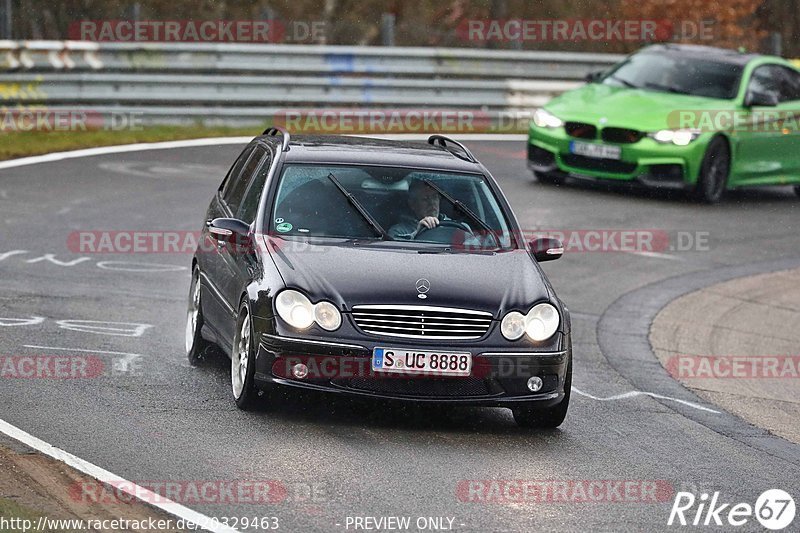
left=669, top=489, right=795, bottom=530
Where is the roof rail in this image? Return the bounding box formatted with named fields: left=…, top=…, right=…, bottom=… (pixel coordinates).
left=263, top=126, right=291, bottom=152
left=427, top=135, right=477, bottom=163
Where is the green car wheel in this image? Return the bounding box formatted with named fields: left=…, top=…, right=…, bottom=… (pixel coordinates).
left=693, top=137, right=730, bottom=204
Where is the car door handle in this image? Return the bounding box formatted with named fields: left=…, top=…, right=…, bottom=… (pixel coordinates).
left=205, top=220, right=227, bottom=250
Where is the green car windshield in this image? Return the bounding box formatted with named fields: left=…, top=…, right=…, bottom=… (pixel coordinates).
left=269, top=164, right=515, bottom=250
left=603, top=51, right=744, bottom=99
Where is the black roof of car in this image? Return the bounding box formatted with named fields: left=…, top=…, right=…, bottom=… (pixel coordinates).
left=640, top=43, right=762, bottom=66
left=257, top=134, right=485, bottom=173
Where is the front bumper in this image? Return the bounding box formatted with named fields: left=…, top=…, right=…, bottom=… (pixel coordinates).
left=253, top=333, right=570, bottom=407
left=528, top=125, right=708, bottom=189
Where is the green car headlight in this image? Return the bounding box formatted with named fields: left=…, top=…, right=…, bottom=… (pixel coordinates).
left=533, top=109, right=564, bottom=129
left=650, top=129, right=701, bottom=146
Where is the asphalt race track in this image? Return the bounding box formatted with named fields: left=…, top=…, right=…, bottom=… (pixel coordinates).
left=1, top=140, right=798, bottom=532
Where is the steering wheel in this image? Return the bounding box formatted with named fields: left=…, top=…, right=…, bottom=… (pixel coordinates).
left=414, top=220, right=473, bottom=244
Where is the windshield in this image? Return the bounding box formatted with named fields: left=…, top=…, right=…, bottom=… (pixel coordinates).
left=602, top=51, right=743, bottom=99
left=269, top=164, right=515, bottom=250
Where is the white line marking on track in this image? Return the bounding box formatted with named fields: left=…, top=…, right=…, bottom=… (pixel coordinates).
left=96, top=261, right=188, bottom=272
left=0, top=316, right=46, bottom=327
left=623, top=250, right=685, bottom=261
left=572, top=387, right=720, bottom=413
left=55, top=320, right=153, bottom=337
left=0, top=418, right=240, bottom=533
left=23, top=344, right=141, bottom=357
left=0, top=137, right=253, bottom=170
left=0, top=134, right=526, bottom=172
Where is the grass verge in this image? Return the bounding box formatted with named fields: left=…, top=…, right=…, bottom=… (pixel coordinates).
left=0, top=126, right=257, bottom=161
left=0, top=497, right=52, bottom=532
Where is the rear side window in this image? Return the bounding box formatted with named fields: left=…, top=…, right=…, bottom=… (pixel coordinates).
left=223, top=146, right=266, bottom=215
left=777, top=67, right=800, bottom=102
left=747, top=65, right=782, bottom=102
left=237, top=150, right=273, bottom=223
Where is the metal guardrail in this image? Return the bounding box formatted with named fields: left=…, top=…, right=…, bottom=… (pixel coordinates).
left=0, top=73, right=581, bottom=108
left=0, top=41, right=624, bottom=129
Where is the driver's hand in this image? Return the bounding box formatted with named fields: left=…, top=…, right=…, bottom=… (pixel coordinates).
left=417, top=216, right=439, bottom=230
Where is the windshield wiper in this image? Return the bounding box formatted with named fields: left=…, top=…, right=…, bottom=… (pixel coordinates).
left=609, top=74, right=640, bottom=89
left=417, top=247, right=496, bottom=255
left=643, top=82, right=690, bottom=95
left=326, top=173, right=389, bottom=240
left=421, top=178, right=496, bottom=238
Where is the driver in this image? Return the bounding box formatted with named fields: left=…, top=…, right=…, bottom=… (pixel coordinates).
left=388, top=179, right=448, bottom=240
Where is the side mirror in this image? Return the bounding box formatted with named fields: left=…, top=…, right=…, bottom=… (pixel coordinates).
left=744, top=91, right=779, bottom=108
left=530, top=237, right=564, bottom=262
left=585, top=70, right=604, bottom=83
left=207, top=218, right=252, bottom=252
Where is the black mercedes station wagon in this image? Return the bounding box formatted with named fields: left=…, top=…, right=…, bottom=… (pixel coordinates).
left=187, top=129, right=572, bottom=427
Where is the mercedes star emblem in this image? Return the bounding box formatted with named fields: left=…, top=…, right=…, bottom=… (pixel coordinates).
left=416, top=278, right=430, bottom=299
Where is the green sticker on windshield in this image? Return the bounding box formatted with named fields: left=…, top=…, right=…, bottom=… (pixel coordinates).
left=276, top=222, right=293, bottom=233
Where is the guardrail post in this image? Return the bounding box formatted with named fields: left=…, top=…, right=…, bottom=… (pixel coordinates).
left=65, top=40, right=103, bottom=70
left=17, top=42, right=32, bottom=69
left=0, top=0, right=11, bottom=40
left=769, top=32, right=782, bottom=56
left=381, top=13, right=395, bottom=47
left=0, top=39, right=18, bottom=69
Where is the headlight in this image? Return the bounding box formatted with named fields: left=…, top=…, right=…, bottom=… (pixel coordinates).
left=533, top=108, right=564, bottom=129
left=501, top=303, right=560, bottom=342
left=314, top=301, right=342, bottom=331
left=276, top=290, right=315, bottom=329
left=501, top=311, right=526, bottom=341
left=524, top=303, right=560, bottom=341
left=275, top=290, right=341, bottom=331
left=649, top=129, right=701, bottom=146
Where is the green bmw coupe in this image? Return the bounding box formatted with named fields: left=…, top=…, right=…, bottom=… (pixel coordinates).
left=528, top=44, right=800, bottom=202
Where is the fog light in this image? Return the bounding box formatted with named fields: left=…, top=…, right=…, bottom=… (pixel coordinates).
left=527, top=376, right=543, bottom=392
left=292, top=363, right=309, bottom=380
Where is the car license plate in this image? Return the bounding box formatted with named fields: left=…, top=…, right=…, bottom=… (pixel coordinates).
left=372, top=347, right=472, bottom=376
left=569, top=140, right=621, bottom=160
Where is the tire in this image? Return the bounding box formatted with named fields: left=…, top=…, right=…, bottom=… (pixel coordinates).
left=693, top=137, right=730, bottom=204
left=533, top=171, right=564, bottom=186
left=794, top=185, right=800, bottom=198
left=186, top=266, right=211, bottom=366
left=512, top=354, right=572, bottom=429
left=231, top=301, right=258, bottom=410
